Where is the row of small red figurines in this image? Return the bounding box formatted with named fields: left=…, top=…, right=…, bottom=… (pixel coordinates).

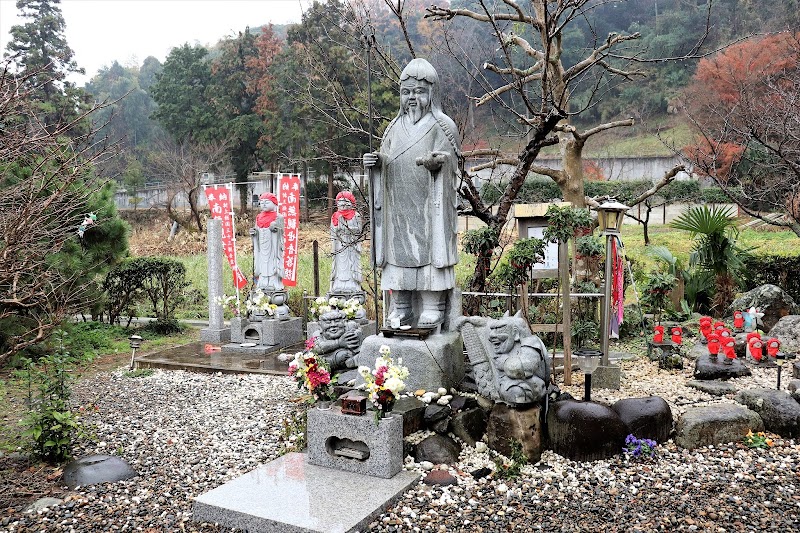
left=653, top=316, right=782, bottom=363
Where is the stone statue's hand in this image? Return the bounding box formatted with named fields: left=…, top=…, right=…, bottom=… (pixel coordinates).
left=418, top=151, right=448, bottom=172
left=341, top=329, right=360, bottom=349
left=363, top=152, right=381, bottom=168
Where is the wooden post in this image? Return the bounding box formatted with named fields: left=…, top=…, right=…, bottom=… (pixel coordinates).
left=312, top=240, right=320, bottom=297
left=560, top=241, right=572, bottom=385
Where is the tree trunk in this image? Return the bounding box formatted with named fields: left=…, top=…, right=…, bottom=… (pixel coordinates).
left=188, top=186, right=204, bottom=232
left=643, top=206, right=652, bottom=245
left=560, top=137, right=587, bottom=207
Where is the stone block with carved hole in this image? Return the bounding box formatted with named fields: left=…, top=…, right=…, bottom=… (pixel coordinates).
left=307, top=406, right=403, bottom=479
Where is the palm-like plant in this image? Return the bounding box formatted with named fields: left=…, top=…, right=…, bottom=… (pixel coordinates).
left=670, top=205, right=751, bottom=313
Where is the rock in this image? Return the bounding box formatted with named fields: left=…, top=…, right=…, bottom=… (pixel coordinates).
left=735, top=388, right=800, bottom=438
left=693, top=354, right=751, bottom=380
left=788, top=380, right=800, bottom=402
left=414, top=434, right=462, bottom=465
left=25, top=497, right=63, bottom=513
left=422, top=469, right=457, bottom=486
left=424, top=404, right=451, bottom=434
left=62, top=454, right=136, bottom=489
left=392, top=396, right=426, bottom=436
left=486, top=403, right=544, bottom=462
left=546, top=400, right=628, bottom=461
left=474, top=441, right=487, bottom=453
left=611, top=396, right=672, bottom=443
left=686, top=379, right=738, bottom=396
left=766, top=315, right=800, bottom=353
left=470, top=466, right=491, bottom=480
left=335, top=369, right=360, bottom=388
left=688, top=343, right=709, bottom=360
left=448, top=407, right=487, bottom=447
left=794, top=360, right=800, bottom=379
left=675, top=405, right=763, bottom=449
left=728, top=284, right=798, bottom=332
left=448, top=394, right=478, bottom=413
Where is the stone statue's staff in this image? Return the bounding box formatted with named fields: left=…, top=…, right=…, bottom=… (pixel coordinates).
left=363, top=26, right=380, bottom=328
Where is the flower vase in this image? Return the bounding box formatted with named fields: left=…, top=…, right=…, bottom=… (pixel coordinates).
left=316, top=400, right=332, bottom=410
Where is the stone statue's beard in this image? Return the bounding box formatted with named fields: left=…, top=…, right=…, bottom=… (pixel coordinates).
left=406, top=104, right=429, bottom=124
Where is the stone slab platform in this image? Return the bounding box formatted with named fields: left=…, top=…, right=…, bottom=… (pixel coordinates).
left=193, top=452, right=419, bottom=533
left=135, top=342, right=303, bottom=376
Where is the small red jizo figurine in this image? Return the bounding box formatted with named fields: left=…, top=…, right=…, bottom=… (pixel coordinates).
left=746, top=331, right=761, bottom=344
left=748, top=337, right=763, bottom=362
left=766, top=338, right=781, bottom=357
left=733, top=310, right=744, bottom=329
left=707, top=333, right=721, bottom=355
left=723, top=338, right=737, bottom=360
left=699, top=317, right=713, bottom=340
left=719, top=329, right=732, bottom=339
left=671, top=326, right=683, bottom=345
left=714, top=321, right=726, bottom=332
left=653, top=325, right=665, bottom=343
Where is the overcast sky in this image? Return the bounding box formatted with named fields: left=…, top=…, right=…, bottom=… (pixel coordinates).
left=0, top=0, right=307, bottom=85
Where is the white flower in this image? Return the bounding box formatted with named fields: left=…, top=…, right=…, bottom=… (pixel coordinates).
left=383, top=377, right=405, bottom=394
left=315, top=297, right=327, bottom=306
left=357, top=366, right=371, bottom=378
left=379, top=345, right=391, bottom=356
left=328, top=297, right=340, bottom=307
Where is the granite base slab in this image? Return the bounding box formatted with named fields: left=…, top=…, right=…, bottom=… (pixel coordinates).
left=200, top=327, right=231, bottom=343
left=193, top=452, right=419, bottom=533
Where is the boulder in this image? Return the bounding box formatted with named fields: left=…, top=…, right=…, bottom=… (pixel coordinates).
left=448, top=407, right=487, bottom=447
left=62, top=455, right=136, bottom=489
left=486, top=404, right=544, bottom=462
left=414, top=434, right=462, bottom=465
left=728, top=284, right=798, bottom=332
left=735, top=388, right=800, bottom=438
left=795, top=360, right=800, bottom=379
left=422, top=469, right=458, bottom=486
left=693, top=354, right=751, bottom=380
left=423, top=404, right=451, bottom=434
left=688, top=343, right=709, bottom=360
left=448, top=394, right=478, bottom=413
left=391, top=396, right=426, bottom=436
left=766, top=315, right=800, bottom=353
left=686, top=379, right=737, bottom=396
left=546, top=400, right=628, bottom=461
left=675, top=405, right=763, bottom=449
left=25, top=497, right=63, bottom=513
left=611, top=396, right=672, bottom=443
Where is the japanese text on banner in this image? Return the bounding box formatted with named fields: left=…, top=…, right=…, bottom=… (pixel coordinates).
left=278, top=174, right=301, bottom=286
left=204, top=185, right=248, bottom=289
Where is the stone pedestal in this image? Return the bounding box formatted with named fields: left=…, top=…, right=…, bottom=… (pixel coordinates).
left=307, top=406, right=403, bottom=479
left=356, top=332, right=464, bottom=392
left=486, top=404, right=543, bottom=462
left=224, top=316, right=303, bottom=354
left=592, top=364, right=621, bottom=390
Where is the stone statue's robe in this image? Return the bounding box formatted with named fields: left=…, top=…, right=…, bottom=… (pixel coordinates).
left=330, top=213, right=362, bottom=293
left=375, top=112, right=459, bottom=291
left=253, top=215, right=284, bottom=291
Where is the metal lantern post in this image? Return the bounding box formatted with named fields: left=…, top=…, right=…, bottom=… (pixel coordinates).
left=575, top=348, right=602, bottom=401
left=596, top=199, right=630, bottom=366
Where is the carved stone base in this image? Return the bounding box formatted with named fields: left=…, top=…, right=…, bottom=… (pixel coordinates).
left=200, top=327, right=230, bottom=344
left=307, top=406, right=403, bottom=479
left=356, top=332, right=464, bottom=392
left=225, top=316, right=302, bottom=352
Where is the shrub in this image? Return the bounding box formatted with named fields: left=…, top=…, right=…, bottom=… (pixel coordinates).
left=742, top=255, right=800, bottom=303
left=103, top=257, right=189, bottom=325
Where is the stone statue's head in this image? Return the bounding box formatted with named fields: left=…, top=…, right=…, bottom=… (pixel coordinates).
left=258, top=192, right=278, bottom=212
left=319, top=309, right=347, bottom=340
left=399, top=58, right=442, bottom=123
left=335, top=191, right=356, bottom=211
left=487, top=312, right=530, bottom=355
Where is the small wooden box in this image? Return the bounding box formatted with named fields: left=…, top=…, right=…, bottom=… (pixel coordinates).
left=340, top=393, right=367, bottom=416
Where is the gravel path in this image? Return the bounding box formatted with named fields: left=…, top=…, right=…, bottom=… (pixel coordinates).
left=2, top=353, right=799, bottom=532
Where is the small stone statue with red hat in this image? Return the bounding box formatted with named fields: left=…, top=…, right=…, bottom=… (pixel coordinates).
left=249, top=192, right=289, bottom=318
left=329, top=191, right=364, bottom=297
left=670, top=326, right=683, bottom=345
left=748, top=337, right=763, bottom=362
left=732, top=310, right=744, bottom=331
left=653, top=325, right=664, bottom=343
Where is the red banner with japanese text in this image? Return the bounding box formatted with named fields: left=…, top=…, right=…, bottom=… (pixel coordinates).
left=204, top=184, right=248, bottom=289
left=278, top=174, right=301, bottom=287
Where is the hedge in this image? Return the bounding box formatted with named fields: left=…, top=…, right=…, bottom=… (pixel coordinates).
left=742, top=255, right=800, bottom=303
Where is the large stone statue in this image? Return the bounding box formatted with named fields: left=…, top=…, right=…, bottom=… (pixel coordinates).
left=314, top=309, right=361, bottom=371
left=363, top=58, right=460, bottom=329
left=251, top=192, right=284, bottom=292
left=329, top=191, right=363, bottom=295
left=457, top=313, right=551, bottom=406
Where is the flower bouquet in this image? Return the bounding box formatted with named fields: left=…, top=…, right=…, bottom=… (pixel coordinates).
left=288, top=338, right=336, bottom=405
left=358, top=345, right=409, bottom=424
left=310, top=296, right=365, bottom=321
left=246, top=289, right=278, bottom=318
left=214, top=295, right=240, bottom=318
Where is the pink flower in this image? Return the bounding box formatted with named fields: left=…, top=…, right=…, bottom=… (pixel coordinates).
left=288, top=361, right=299, bottom=375
left=307, top=368, right=331, bottom=389
left=305, top=336, right=318, bottom=350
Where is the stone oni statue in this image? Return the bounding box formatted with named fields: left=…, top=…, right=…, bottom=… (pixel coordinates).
left=363, top=58, right=460, bottom=329
left=314, top=310, right=361, bottom=371
left=456, top=312, right=551, bottom=406
left=251, top=192, right=284, bottom=291
left=329, top=191, right=363, bottom=294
